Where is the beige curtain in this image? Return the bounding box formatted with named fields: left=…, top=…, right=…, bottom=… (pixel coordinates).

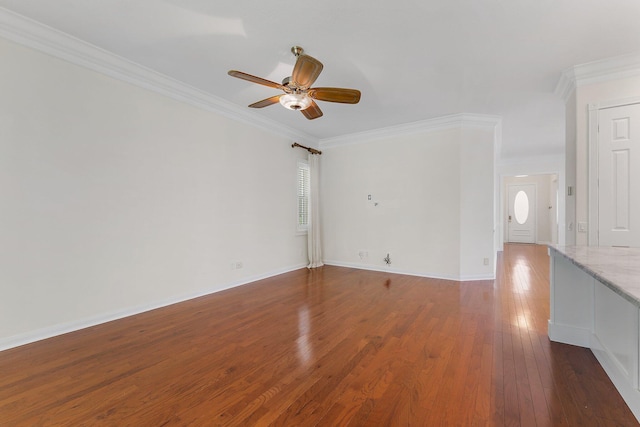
left=307, top=153, right=323, bottom=268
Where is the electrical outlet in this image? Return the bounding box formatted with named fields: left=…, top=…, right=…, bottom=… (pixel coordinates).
left=578, top=222, right=587, bottom=233
left=483, top=258, right=489, bottom=266
left=235, top=261, right=243, bottom=269
left=359, top=251, right=368, bottom=259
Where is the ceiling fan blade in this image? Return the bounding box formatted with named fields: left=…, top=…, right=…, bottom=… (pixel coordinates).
left=292, top=54, right=324, bottom=89
left=302, top=100, right=323, bottom=120
left=228, top=70, right=283, bottom=89
left=308, top=87, right=361, bottom=104
left=248, top=95, right=281, bottom=108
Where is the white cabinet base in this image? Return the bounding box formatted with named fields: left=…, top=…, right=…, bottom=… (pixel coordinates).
left=592, top=340, right=640, bottom=421
left=549, top=248, right=640, bottom=423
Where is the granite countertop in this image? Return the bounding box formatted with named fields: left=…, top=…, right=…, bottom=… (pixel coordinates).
left=549, top=245, right=640, bottom=306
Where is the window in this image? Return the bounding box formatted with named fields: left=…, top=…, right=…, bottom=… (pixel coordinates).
left=297, top=161, right=310, bottom=232
left=514, top=190, right=529, bottom=224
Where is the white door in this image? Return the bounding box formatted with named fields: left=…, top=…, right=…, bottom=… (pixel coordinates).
left=598, top=103, right=640, bottom=247
left=507, top=184, right=536, bottom=243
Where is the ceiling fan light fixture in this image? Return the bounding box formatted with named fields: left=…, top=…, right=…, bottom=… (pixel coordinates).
left=229, top=46, right=359, bottom=120
left=279, top=93, right=312, bottom=110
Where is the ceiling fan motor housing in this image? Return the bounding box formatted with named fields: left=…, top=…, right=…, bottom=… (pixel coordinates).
left=279, top=92, right=312, bottom=110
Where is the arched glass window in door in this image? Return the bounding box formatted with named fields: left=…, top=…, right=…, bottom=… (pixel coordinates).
left=514, top=190, right=529, bottom=224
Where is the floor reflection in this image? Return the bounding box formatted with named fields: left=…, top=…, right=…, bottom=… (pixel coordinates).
left=512, top=256, right=532, bottom=293
left=296, top=305, right=313, bottom=366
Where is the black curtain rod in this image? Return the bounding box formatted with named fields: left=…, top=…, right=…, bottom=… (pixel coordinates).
left=292, top=142, right=322, bottom=155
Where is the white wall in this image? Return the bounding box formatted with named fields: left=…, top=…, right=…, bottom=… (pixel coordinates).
left=0, top=38, right=308, bottom=349
left=565, top=92, right=577, bottom=245
left=321, top=126, right=495, bottom=281
left=459, top=128, right=495, bottom=279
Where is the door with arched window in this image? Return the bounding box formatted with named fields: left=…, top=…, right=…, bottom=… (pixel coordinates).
left=507, top=184, right=536, bottom=243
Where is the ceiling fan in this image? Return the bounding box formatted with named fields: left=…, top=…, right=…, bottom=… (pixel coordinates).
left=228, top=46, right=361, bottom=120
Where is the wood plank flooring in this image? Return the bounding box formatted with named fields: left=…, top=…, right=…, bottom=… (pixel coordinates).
left=0, top=243, right=637, bottom=425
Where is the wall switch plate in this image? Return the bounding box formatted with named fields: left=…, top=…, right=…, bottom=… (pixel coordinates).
left=483, top=258, right=489, bottom=265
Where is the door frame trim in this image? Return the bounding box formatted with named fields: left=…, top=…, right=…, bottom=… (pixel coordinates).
left=588, top=97, right=640, bottom=245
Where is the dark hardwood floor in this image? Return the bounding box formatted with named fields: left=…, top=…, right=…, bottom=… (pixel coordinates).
left=0, top=244, right=637, bottom=426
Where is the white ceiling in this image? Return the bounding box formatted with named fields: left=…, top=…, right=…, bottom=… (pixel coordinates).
left=1, top=0, right=639, bottom=159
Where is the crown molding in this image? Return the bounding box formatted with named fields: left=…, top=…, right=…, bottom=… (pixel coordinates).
left=0, top=7, right=505, bottom=150
left=554, top=70, right=576, bottom=103
left=555, top=52, right=640, bottom=103
left=0, top=7, right=318, bottom=145
left=320, top=113, right=501, bottom=149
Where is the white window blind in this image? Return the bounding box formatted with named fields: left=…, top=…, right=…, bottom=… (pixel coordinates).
left=297, top=161, right=310, bottom=231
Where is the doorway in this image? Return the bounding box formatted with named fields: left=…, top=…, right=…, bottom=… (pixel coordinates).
left=502, top=173, right=559, bottom=246
left=596, top=103, right=640, bottom=247
left=550, top=176, right=559, bottom=244
left=507, top=184, right=536, bottom=243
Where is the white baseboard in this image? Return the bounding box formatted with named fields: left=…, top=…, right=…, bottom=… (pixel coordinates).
left=591, top=343, right=640, bottom=422
left=547, top=320, right=592, bottom=348
left=323, top=260, right=495, bottom=282
left=0, top=263, right=307, bottom=352
left=459, top=273, right=496, bottom=281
